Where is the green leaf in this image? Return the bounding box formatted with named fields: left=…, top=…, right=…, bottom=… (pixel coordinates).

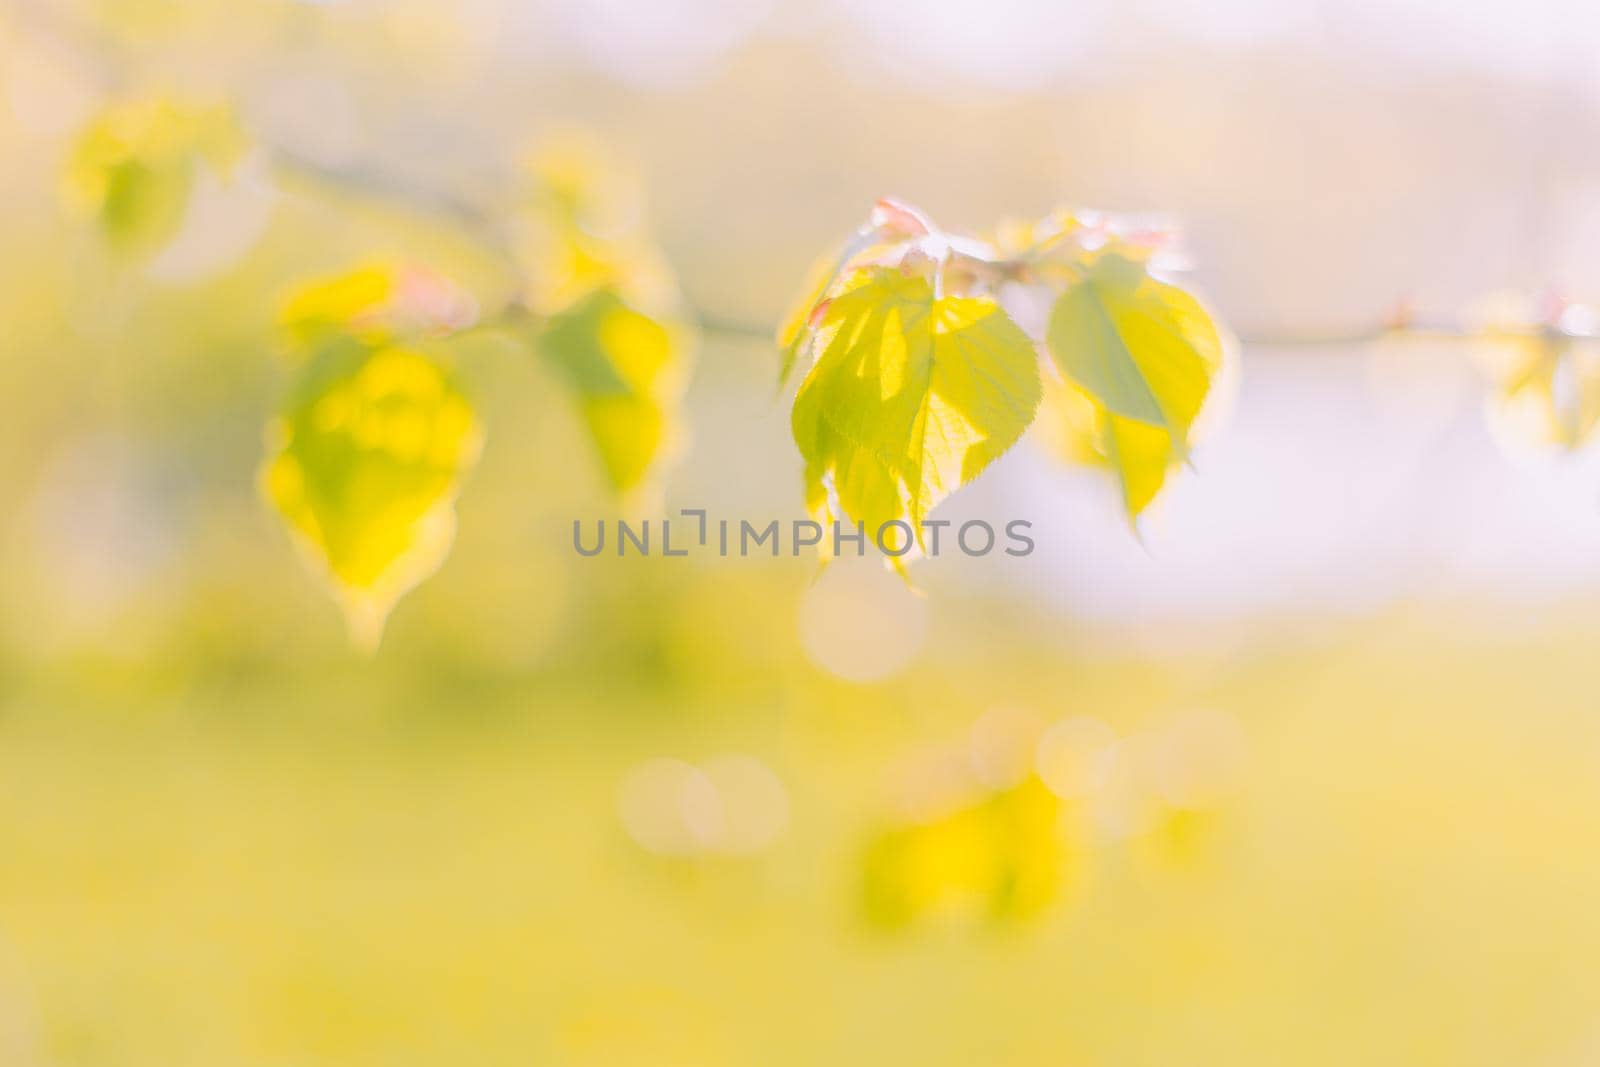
left=1490, top=335, right=1600, bottom=450
left=1035, top=370, right=1175, bottom=522
left=65, top=99, right=245, bottom=255
left=791, top=268, right=1041, bottom=545
left=1046, top=251, right=1220, bottom=448
left=1042, top=251, right=1226, bottom=521
left=260, top=344, right=481, bottom=650
left=535, top=288, right=686, bottom=495
left=1099, top=411, right=1174, bottom=519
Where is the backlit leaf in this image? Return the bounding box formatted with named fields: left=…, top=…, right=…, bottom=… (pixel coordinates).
left=1467, top=296, right=1600, bottom=452
left=1488, top=335, right=1600, bottom=451
left=279, top=262, right=478, bottom=357
left=278, top=264, right=398, bottom=353
left=1046, top=250, right=1220, bottom=445
left=517, top=137, right=692, bottom=496
left=791, top=267, right=1041, bottom=547
left=522, top=228, right=676, bottom=317
left=261, top=341, right=480, bottom=651
left=535, top=288, right=686, bottom=494
left=65, top=98, right=245, bottom=255
left=1043, top=251, right=1226, bottom=520
left=777, top=251, right=838, bottom=388
left=1035, top=370, right=1174, bottom=521
left=776, top=224, right=892, bottom=388
left=516, top=138, right=675, bottom=317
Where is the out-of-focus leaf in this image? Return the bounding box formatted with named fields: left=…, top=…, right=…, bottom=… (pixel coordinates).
left=279, top=263, right=478, bottom=357
left=1510, top=339, right=1600, bottom=449
left=522, top=134, right=642, bottom=240
left=516, top=138, right=674, bottom=317
left=516, top=137, right=692, bottom=496
left=535, top=288, right=686, bottom=494
left=864, top=777, right=1061, bottom=929
left=1043, top=251, right=1226, bottom=521
left=791, top=267, right=1040, bottom=547
left=522, top=228, right=676, bottom=318
left=65, top=98, right=245, bottom=255
left=279, top=265, right=398, bottom=353
left=261, top=343, right=481, bottom=651
left=1445, top=292, right=1600, bottom=452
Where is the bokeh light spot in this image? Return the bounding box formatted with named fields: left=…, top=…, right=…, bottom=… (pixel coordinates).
left=797, top=558, right=928, bottom=683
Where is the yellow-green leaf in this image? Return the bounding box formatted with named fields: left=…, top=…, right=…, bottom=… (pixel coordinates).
left=260, top=345, right=481, bottom=650
left=777, top=221, right=939, bottom=390
left=776, top=251, right=837, bottom=388
left=535, top=288, right=687, bottom=494
left=515, top=136, right=691, bottom=497
left=1035, top=370, right=1175, bottom=522
left=1046, top=251, right=1221, bottom=449
left=1483, top=333, right=1600, bottom=451
left=1042, top=251, right=1226, bottom=521
left=278, top=264, right=398, bottom=354
left=516, top=137, right=675, bottom=317
left=65, top=98, right=245, bottom=255
left=278, top=263, right=478, bottom=358
left=792, top=268, right=1041, bottom=545
left=863, top=777, right=1062, bottom=929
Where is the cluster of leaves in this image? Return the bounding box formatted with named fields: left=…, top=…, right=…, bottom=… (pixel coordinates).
left=64, top=98, right=692, bottom=648
left=60, top=94, right=1244, bottom=645
left=780, top=200, right=1233, bottom=547
left=256, top=143, right=691, bottom=648
left=60, top=99, right=1237, bottom=638
left=53, top=88, right=1600, bottom=657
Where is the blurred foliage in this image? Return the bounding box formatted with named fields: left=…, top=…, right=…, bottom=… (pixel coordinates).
left=65, top=97, right=245, bottom=255
left=534, top=288, right=684, bottom=494
left=56, top=96, right=694, bottom=649
left=863, top=776, right=1062, bottom=928
left=7, top=611, right=1600, bottom=1066
left=261, top=337, right=481, bottom=651
left=1499, top=337, right=1600, bottom=448
left=518, top=139, right=692, bottom=499
left=261, top=264, right=483, bottom=649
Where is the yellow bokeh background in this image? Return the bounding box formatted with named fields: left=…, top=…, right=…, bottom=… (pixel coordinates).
left=7, top=1, right=1600, bottom=1064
